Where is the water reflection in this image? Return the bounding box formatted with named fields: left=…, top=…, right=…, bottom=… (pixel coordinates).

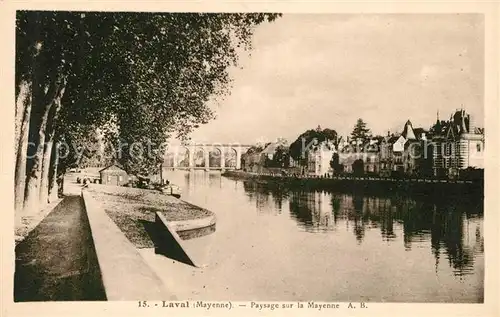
left=242, top=180, right=483, bottom=277
left=183, top=170, right=223, bottom=190
left=242, top=181, right=289, bottom=215
left=288, top=191, right=334, bottom=232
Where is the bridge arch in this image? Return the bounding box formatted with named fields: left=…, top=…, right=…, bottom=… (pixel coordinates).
left=176, top=146, right=190, bottom=168
left=165, top=143, right=251, bottom=170
left=225, top=148, right=238, bottom=169
left=194, top=147, right=207, bottom=168
left=208, top=147, right=223, bottom=168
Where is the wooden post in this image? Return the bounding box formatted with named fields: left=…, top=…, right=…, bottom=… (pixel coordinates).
left=159, top=163, right=163, bottom=185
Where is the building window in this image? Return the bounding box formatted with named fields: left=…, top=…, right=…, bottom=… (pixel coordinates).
left=118, top=176, right=123, bottom=182
left=476, top=143, right=482, bottom=152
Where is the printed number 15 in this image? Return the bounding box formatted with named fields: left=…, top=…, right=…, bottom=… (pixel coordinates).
left=139, top=301, right=148, bottom=307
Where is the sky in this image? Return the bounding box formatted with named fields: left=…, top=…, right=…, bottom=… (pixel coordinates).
left=189, top=14, right=484, bottom=145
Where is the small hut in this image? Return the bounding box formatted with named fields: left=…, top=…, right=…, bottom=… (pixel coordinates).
left=99, top=163, right=129, bottom=186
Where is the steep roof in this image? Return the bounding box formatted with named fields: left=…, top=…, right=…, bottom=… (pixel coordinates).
left=261, top=139, right=288, bottom=155
left=99, top=163, right=126, bottom=173
left=430, top=110, right=484, bottom=139
left=401, top=120, right=416, bottom=140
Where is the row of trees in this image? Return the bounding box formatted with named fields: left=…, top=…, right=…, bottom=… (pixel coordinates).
left=287, top=120, right=372, bottom=167
left=246, top=119, right=371, bottom=171
left=245, top=119, right=372, bottom=171
left=15, top=11, right=280, bottom=214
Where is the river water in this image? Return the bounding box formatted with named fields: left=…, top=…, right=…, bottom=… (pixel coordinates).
left=157, top=170, right=484, bottom=302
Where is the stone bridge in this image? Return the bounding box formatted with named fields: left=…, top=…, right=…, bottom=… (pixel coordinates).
left=163, top=143, right=252, bottom=171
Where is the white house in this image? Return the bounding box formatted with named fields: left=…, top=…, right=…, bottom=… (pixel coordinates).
left=307, top=140, right=334, bottom=176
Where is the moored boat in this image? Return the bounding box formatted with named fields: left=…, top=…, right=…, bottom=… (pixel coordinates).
left=160, top=184, right=182, bottom=198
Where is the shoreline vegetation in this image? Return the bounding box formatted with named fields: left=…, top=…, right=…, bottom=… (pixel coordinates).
left=86, top=184, right=214, bottom=248
left=221, top=170, right=484, bottom=198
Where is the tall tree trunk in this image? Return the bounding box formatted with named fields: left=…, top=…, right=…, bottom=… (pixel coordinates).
left=48, top=139, right=60, bottom=202
left=15, top=80, right=30, bottom=159
left=24, top=106, right=51, bottom=214
left=39, top=88, right=65, bottom=206
left=38, top=139, right=53, bottom=206
left=14, top=80, right=32, bottom=212
left=24, top=73, right=67, bottom=214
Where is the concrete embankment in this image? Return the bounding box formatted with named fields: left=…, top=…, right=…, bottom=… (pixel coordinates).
left=222, top=170, right=484, bottom=197
left=85, top=184, right=216, bottom=247
left=14, top=196, right=106, bottom=302
left=15, top=175, right=215, bottom=301
left=82, top=190, right=176, bottom=300
left=154, top=212, right=214, bottom=268
left=81, top=184, right=218, bottom=298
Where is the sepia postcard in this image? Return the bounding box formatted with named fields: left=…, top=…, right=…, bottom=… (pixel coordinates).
left=1, top=1, right=499, bottom=317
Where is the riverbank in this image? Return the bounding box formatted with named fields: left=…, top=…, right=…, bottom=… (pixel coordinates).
left=222, top=170, right=484, bottom=197
left=85, top=184, right=216, bottom=248
left=139, top=169, right=484, bottom=302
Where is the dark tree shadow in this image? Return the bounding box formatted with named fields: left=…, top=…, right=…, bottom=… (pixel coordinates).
left=138, top=219, right=196, bottom=267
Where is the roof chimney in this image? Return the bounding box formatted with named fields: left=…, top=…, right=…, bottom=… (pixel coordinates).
left=469, top=114, right=476, bottom=134
left=461, top=111, right=468, bottom=133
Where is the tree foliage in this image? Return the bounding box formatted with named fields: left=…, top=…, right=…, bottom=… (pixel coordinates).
left=264, top=145, right=290, bottom=168
left=350, top=118, right=371, bottom=146
left=289, top=127, right=337, bottom=165
left=330, top=152, right=341, bottom=172
left=18, top=11, right=281, bottom=166
left=352, top=159, right=365, bottom=176
left=15, top=11, right=281, bottom=211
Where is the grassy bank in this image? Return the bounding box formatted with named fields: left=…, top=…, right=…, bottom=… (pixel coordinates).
left=86, top=184, right=213, bottom=248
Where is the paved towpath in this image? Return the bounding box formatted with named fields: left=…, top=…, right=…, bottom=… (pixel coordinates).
left=14, top=195, right=106, bottom=301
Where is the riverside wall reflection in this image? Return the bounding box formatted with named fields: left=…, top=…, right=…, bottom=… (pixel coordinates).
left=241, top=180, right=484, bottom=277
